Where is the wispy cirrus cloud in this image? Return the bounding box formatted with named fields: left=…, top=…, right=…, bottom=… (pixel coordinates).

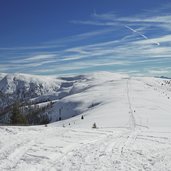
left=1, top=5, right=171, bottom=77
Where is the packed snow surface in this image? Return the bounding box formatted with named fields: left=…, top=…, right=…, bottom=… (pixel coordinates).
left=0, top=72, right=171, bottom=171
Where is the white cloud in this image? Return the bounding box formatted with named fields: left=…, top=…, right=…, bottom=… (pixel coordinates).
left=1, top=6, right=171, bottom=76
left=148, top=69, right=169, bottom=74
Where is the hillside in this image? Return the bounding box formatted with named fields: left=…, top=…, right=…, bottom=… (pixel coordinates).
left=0, top=72, right=171, bottom=128
left=0, top=72, right=171, bottom=170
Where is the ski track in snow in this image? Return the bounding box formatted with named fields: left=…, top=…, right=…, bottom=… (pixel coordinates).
left=1, top=127, right=170, bottom=171
left=0, top=74, right=171, bottom=170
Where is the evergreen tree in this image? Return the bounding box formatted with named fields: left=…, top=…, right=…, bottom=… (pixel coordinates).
left=92, top=122, right=97, bottom=129
left=10, top=102, right=28, bottom=125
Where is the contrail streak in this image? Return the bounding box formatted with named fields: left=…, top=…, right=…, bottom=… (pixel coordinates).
left=125, top=25, right=160, bottom=46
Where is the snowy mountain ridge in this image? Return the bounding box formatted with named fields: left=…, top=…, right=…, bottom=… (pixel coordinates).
left=0, top=73, right=61, bottom=96
left=0, top=72, right=171, bottom=127
left=0, top=72, right=128, bottom=124
left=0, top=72, right=171, bottom=170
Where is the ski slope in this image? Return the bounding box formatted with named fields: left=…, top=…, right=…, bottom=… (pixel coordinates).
left=0, top=73, right=171, bottom=171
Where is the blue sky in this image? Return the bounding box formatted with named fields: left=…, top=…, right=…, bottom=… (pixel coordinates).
left=1, top=0, right=171, bottom=76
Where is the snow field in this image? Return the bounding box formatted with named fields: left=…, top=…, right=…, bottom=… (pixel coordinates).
left=0, top=72, right=171, bottom=170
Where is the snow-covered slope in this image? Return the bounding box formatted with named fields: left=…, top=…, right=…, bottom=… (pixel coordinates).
left=46, top=72, right=129, bottom=122
left=0, top=72, right=171, bottom=127
left=0, top=72, right=171, bottom=170
left=1, top=126, right=170, bottom=171
left=0, top=72, right=129, bottom=123
left=48, top=73, right=171, bottom=130
left=0, top=73, right=65, bottom=123
left=0, top=73, right=6, bottom=81
left=0, top=73, right=61, bottom=98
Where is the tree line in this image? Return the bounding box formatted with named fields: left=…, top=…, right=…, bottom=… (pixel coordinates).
left=10, top=101, right=53, bottom=125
